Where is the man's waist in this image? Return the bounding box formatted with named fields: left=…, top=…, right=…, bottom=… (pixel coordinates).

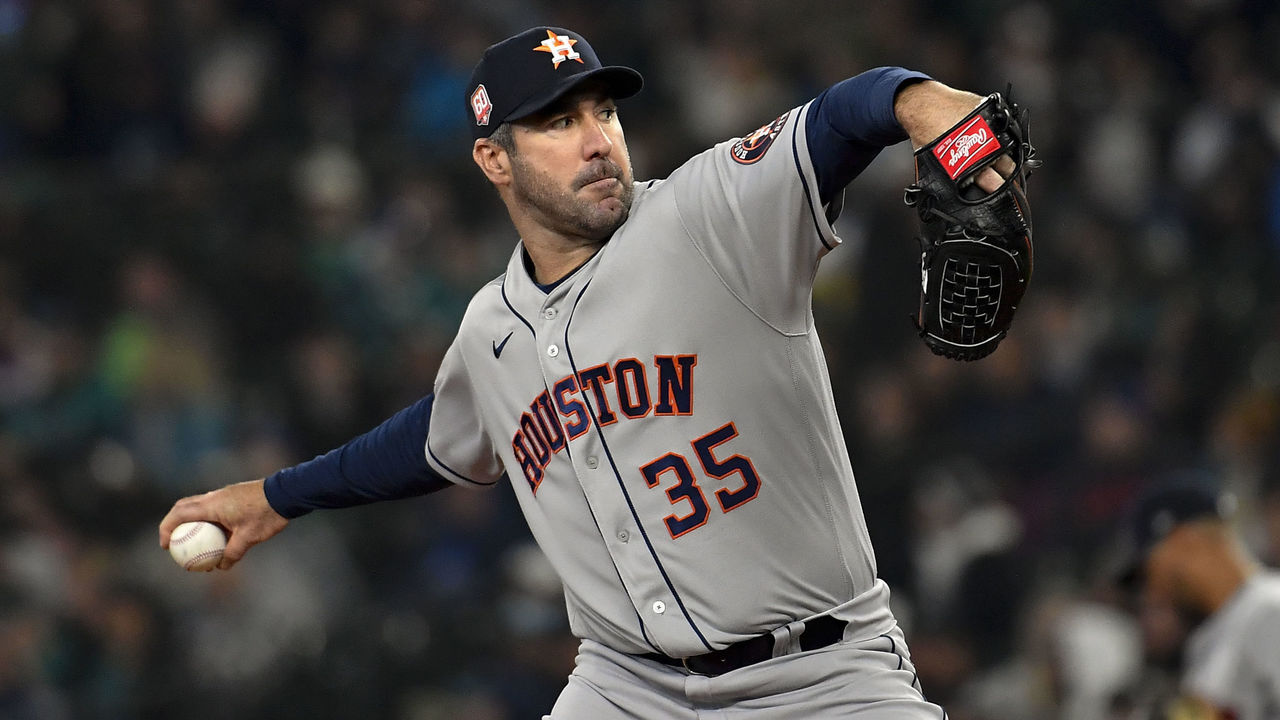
left=629, top=579, right=897, bottom=675
left=637, top=614, right=848, bottom=676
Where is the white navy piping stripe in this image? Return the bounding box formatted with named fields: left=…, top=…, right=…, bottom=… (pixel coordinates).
left=563, top=278, right=714, bottom=653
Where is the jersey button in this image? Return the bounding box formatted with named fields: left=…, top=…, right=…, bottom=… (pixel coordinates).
left=617, top=530, right=629, bottom=543
left=542, top=308, right=558, bottom=320
left=585, top=456, right=599, bottom=470
left=547, top=344, right=559, bottom=357
left=652, top=601, right=666, bottom=615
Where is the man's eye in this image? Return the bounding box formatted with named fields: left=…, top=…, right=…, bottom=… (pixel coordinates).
left=600, top=108, right=616, bottom=120
left=551, top=117, right=573, bottom=129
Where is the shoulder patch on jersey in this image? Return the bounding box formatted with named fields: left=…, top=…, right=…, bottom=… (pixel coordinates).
left=730, top=111, right=790, bottom=165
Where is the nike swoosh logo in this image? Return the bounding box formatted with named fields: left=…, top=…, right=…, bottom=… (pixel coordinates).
left=492, top=331, right=514, bottom=359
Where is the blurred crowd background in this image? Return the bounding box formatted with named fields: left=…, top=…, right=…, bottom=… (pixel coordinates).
left=2, top=0, right=1280, bottom=718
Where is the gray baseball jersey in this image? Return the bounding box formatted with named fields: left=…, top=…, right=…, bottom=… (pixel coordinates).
left=425, top=99, right=894, bottom=659
left=1182, top=571, right=1280, bottom=719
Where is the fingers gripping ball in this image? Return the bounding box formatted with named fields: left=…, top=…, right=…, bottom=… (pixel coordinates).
left=168, top=521, right=227, bottom=571
left=903, top=89, right=1040, bottom=361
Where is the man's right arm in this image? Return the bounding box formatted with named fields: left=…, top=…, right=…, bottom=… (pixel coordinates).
left=158, top=393, right=454, bottom=570
left=264, top=393, right=452, bottom=518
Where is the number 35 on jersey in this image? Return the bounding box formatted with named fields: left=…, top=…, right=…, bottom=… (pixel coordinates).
left=508, top=352, right=762, bottom=539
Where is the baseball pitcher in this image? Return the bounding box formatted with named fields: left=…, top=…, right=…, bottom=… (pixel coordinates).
left=160, top=26, right=1037, bottom=718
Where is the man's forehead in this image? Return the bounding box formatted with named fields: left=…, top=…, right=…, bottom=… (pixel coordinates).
left=525, top=84, right=617, bottom=118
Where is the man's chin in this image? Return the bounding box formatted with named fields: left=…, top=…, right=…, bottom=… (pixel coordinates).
left=597, top=195, right=628, bottom=215
left=579, top=202, right=629, bottom=240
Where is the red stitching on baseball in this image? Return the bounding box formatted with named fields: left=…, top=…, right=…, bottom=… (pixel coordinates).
left=184, top=548, right=224, bottom=570
left=173, top=524, right=204, bottom=545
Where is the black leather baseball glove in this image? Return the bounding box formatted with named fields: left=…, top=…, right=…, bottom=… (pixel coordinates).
left=904, top=90, right=1039, bottom=361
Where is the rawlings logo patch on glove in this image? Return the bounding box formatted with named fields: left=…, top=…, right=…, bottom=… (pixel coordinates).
left=904, top=89, right=1039, bottom=361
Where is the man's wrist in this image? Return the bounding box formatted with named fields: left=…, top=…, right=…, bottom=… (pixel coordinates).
left=263, top=467, right=314, bottom=519
left=894, top=80, right=983, bottom=149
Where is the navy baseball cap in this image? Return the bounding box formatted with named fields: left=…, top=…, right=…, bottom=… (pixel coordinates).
left=465, top=27, right=643, bottom=140
left=1115, top=482, right=1235, bottom=588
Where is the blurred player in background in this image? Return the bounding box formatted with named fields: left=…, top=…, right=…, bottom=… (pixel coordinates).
left=1120, top=484, right=1280, bottom=720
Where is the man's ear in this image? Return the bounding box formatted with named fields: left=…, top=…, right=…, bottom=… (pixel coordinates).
left=473, top=139, right=512, bottom=186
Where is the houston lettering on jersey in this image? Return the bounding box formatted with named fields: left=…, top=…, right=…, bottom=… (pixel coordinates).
left=512, top=354, right=697, bottom=492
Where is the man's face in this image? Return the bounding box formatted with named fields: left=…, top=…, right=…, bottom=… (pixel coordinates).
left=506, top=90, right=634, bottom=242
left=1137, top=528, right=1207, bottom=650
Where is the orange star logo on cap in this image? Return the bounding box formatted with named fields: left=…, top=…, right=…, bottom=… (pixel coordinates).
left=533, top=30, right=583, bottom=68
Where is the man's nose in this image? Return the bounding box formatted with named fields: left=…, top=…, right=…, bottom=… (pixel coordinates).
left=583, top=119, right=614, bottom=159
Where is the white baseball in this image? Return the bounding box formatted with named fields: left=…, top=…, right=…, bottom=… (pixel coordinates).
left=168, top=521, right=227, bottom=572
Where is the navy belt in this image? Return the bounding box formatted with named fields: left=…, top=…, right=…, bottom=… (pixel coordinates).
left=639, top=615, right=847, bottom=676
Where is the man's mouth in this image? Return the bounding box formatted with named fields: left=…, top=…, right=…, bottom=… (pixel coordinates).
left=583, top=176, right=619, bottom=190
left=575, top=163, right=622, bottom=191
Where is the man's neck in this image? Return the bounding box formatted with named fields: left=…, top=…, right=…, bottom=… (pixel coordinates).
left=519, top=230, right=606, bottom=285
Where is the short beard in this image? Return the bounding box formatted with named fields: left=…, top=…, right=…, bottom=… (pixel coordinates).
left=508, top=154, right=633, bottom=242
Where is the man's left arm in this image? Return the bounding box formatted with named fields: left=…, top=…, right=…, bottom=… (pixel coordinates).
left=806, top=68, right=1010, bottom=204
left=666, top=68, right=1018, bottom=333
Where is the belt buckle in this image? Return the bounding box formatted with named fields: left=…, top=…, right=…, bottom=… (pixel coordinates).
left=680, top=654, right=725, bottom=677
left=687, top=649, right=744, bottom=677
left=681, top=656, right=716, bottom=676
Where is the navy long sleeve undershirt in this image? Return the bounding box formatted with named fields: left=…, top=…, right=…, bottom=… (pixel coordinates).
left=805, top=67, right=931, bottom=206
left=263, top=66, right=930, bottom=519
left=264, top=394, right=454, bottom=518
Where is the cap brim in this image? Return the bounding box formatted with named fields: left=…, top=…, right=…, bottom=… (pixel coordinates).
left=506, top=66, right=643, bottom=123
